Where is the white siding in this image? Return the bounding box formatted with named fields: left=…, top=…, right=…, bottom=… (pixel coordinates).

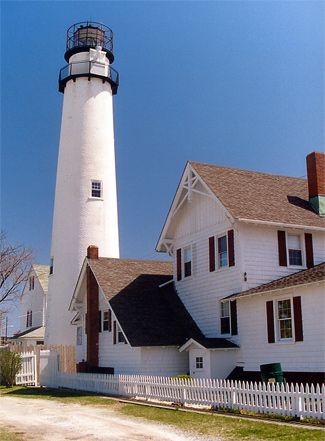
left=173, top=191, right=228, bottom=239
left=140, top=347, right=188, bottom=376
left=98, top=291, right=142, bottom=373
left=239, top=223, right=325, bottom=290
left=236, top=283, right=325, bottom=372
left=210, top=350, right=238, bottom=379
left=20, top=270, right=46, bottom=333
left=173, top=193, right=243, bottom=337
left=75, top=275, right=87, bottom=363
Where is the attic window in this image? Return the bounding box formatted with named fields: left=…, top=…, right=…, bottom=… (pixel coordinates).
left=91, top=180, right=102, bottom=198
left=29, top=276, right=35, bottom=291
left=217, top=235, right=228, bottom=268
left=76, top=326, right=82, bottom=345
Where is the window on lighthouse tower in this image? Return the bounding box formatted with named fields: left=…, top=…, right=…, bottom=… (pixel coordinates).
left=91, top=180, right=102, bottom=198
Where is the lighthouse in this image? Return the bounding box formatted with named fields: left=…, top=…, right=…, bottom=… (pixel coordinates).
left=46, top=22, right=120, bottom=344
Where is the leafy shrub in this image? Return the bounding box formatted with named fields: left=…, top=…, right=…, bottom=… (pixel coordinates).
left=0, top=351, right=22, bottom=387
left=172, top=374, right=192, bottom=380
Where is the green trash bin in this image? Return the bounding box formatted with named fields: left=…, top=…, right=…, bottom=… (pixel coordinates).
left=260, top=363, right=283, bottom=384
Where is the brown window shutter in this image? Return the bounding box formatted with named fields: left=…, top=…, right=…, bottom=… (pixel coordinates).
left=228, top=230, right=235, bottom=267
left=98, top=310, right=102, bottom=333
left=304, top=233, right=314, bottom=269
left=230, top=300, right=238, bottom=335
left=85, top=313, right=88, bottom=335
left=293, top=296, right=303, bottom=342
left=113, top=320, right=117, bottom=344
left=209, top=236, right=215, bottom=272
left=277, top=231, right=287, bottom=266
left=108, top=309, right=112, bottom=332
left=266, top=301, right=275, bottom=343
left=176, top=248, right=182, bottom=281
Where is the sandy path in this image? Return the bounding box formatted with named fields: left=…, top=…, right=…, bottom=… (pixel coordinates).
left=0, top=396, right=216, bottom=441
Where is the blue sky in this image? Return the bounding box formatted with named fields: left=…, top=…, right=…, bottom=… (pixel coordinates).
left=1, top=1, right=324, bottom=327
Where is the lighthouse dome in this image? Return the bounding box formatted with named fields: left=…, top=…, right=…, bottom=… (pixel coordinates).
left=64, top=21, right=114, bottom=63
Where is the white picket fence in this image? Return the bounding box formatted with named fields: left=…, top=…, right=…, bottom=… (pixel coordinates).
left=15, top=352, right=37, bottom=386
left=41, top=369, right=325, bottom=420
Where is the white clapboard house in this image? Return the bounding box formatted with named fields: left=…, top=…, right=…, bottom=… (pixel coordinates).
left=13, top=264, right=49, bottom=346
left=70, top=151, right=325, bottom=383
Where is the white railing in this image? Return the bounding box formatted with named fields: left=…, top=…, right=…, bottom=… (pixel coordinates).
left=41, top=370, right=325, bottom=420
left=15, top=352, right=37, bottom=386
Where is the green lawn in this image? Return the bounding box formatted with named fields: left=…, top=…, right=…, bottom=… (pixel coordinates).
left=1, top=386, right=324, bottom=441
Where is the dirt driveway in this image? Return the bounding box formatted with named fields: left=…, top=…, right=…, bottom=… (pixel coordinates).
left=0, top=396, right=216, bottom=441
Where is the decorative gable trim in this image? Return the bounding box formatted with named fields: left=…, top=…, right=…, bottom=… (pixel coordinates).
left=156, top=162, right=234, bottom=253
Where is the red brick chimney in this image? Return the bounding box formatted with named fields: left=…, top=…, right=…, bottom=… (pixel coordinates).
left=306, top=152, right=325, bottom=215
left=87, top=245, right=99, bottom=259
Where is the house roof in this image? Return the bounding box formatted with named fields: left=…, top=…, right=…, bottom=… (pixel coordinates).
left=88, top=258, right=205, bottom=346
left=224, top=262, right=325, bottom=300
left=33, top=264, right=49, bottom=293
left=13, top=326, right=45, bottom=340
left=190, top=162, right=325, bottom=229
left=179, top=337, right=239, bottom=352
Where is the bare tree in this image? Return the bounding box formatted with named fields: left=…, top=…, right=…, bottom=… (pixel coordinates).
left=0, top=232, right=33, bottom=306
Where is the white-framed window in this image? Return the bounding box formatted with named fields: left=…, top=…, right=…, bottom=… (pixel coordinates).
left=220, top=301, right=230, bottom=334
left=76, top=326, right=82, bottom=345
left=183, top=245, right=192, bottom=278
left=277, top=299, right=293, bottom=340
left=217, top=234, right=228, bottom=268
left=117, top=324, right=126, bottom=343
left=103, top=310, right=111, bottom=331
left=287, top=234, right=303, bottom=266
left=195, top=357, right=203, bottom=369
left=91, top=180, right=102, bottom=198
left=29, top=276, right=35, bottom=291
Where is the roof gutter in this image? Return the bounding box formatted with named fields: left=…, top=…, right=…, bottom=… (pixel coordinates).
left=237, top=218, right=325, bottom=232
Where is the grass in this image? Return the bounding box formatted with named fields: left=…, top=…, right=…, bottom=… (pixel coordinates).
left=0, top=429, right=24, bottom=441
left=1, top=386, right=324, bottom=441
left=121, top=405, right=325, bottom=441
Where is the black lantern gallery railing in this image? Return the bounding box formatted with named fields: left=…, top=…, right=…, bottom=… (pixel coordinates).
left=58, top=60, right=119, bottom=95
left=64, top=21, right=114, bottom=63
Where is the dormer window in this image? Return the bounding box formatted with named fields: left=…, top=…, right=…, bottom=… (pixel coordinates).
left=287, top=234, right=302, bottom=266
left=91, top=180, right=102, bottom=198
left=29, top=276, right=35, bottom=291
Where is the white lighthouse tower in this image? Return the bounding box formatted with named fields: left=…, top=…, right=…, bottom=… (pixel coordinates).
left=46, top=22, right=120, bottom=344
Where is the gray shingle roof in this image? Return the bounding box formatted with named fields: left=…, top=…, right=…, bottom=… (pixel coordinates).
left=88, top=258, right=202, bottom=346
left=190, top=162, right=325, bottom=228
left=224, top=262, right=325, bottom=300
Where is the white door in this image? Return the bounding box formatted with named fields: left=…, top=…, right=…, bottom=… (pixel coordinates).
left=190, top=349, right=209, bottom=378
